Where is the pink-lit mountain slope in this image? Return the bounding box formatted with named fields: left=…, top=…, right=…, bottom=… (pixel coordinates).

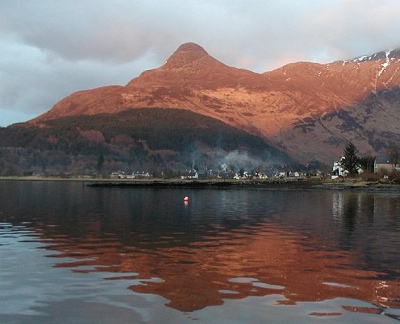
left=30, top=43, right=400, bottom=164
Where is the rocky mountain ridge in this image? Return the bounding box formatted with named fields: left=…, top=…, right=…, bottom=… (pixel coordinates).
left=29, top=43, right=400, bottom=164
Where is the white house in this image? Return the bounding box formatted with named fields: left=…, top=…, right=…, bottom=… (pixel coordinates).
left=332, top=159, right=346, bottom=179
left=181, top=170, right=198, bottom=179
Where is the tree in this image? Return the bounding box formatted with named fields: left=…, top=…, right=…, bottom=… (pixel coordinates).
left=359, top=155, right=375, bottom=173
left=96, top=154, right=105, bottom=173
left=387, top=142, right=400, bottom=168
left=341, top=142, right=360, bottom=176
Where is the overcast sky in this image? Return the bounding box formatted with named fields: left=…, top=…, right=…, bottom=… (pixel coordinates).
left=1, top=0, right=400, bottom=126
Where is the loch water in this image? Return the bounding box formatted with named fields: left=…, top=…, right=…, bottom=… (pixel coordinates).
left=0, top=180, right=400, bottom=323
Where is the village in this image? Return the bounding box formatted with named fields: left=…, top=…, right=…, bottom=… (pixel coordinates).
left=108, top=154, right=400, bottom=182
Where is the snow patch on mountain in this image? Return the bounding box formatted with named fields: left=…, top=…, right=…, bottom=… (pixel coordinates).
left=378, top=50, right=391, bottom=77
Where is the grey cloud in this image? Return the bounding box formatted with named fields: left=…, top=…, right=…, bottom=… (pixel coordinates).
left=0, top=36, right=156, bottom=125
left=1, top=0, right=400, bottom=126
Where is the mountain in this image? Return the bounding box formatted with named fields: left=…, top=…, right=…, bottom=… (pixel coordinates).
left=27, top=43, right=400, bottom=166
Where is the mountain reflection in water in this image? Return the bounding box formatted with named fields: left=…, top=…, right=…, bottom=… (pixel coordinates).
left=0, top=181, right=400, bottom=319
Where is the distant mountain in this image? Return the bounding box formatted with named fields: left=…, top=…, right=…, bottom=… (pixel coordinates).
left=3, top=42, right=400, bottom=174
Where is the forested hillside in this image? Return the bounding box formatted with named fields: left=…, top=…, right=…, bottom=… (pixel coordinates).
left=0, top=108, right=294, bottom=176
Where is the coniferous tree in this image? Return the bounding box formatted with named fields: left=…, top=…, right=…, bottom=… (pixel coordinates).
left=342, top=142, right=360, bottom=176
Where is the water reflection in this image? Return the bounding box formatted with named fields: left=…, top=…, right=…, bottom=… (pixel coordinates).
left=1, top=182, right=400, bottom=316
left=34, top=221, right=399, bottom=312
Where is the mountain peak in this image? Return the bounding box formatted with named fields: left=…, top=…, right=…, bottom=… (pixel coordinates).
left=176, top=42, right=208, bottom=53
left=163, top=42, right=210, bottom=69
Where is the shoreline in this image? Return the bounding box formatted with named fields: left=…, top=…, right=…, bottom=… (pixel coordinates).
left=1, top=176, right=399, bottom=191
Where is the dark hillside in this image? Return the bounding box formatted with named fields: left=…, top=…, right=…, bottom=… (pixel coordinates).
left=0, top=108, right=294, bottom=176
